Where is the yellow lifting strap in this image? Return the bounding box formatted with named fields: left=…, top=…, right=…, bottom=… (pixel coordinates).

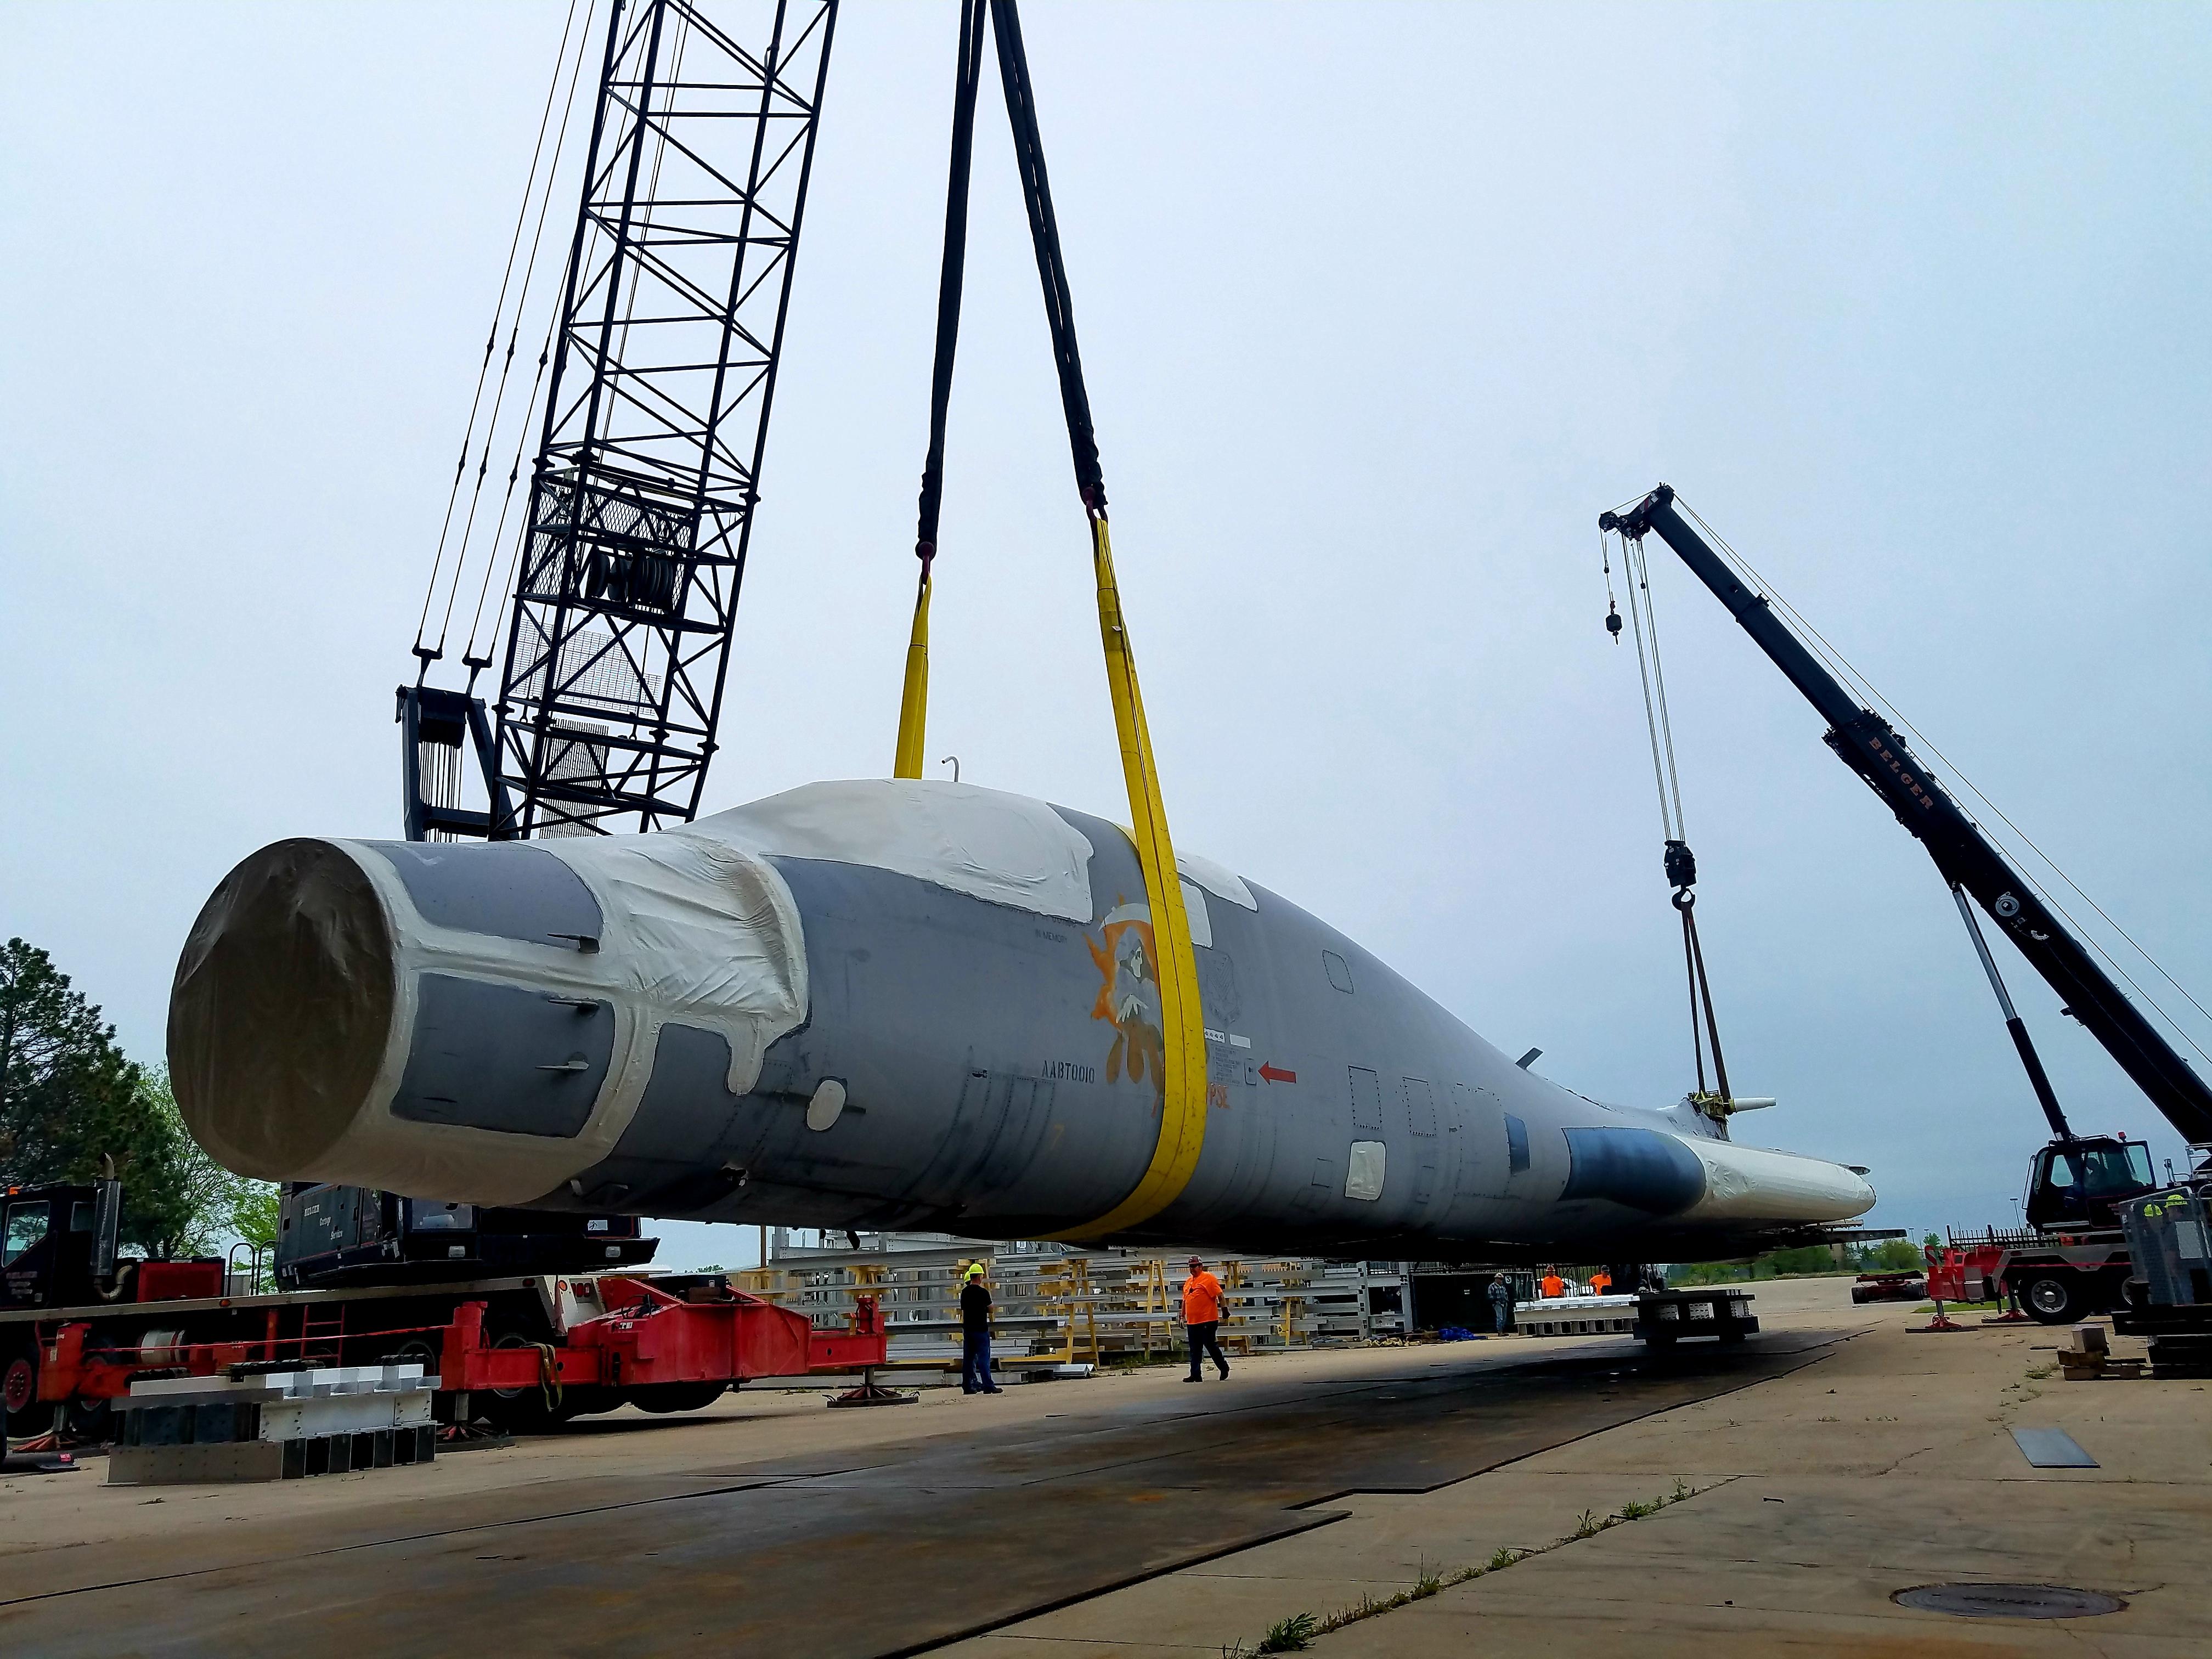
left=893, top=0, right=1205, bottom=1240
left=891, top=566, right=933, bottom=780
left=1042, top=514, right=1208, bottom=1240
left=888, top=515, right=1207, bottom=1239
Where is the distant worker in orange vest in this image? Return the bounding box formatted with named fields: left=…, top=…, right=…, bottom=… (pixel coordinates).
left=1539, top=1271, right=1566, bottom=1299
left=1182, top=1256, right=1230, bottom=1382
left=1589, top=1269, right=1612, bottom=1296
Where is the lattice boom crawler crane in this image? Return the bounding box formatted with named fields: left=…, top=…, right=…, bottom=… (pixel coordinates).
left=398, top=0, right=835, bottom=842
left=346, top=2, right=839, bottom=1285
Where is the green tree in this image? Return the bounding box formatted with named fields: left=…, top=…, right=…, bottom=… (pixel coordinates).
left=1758, top=1245, right=1838, bottom=1278
left=0, top=938, right=268, bottom=1257
left=1667, top=1259, right=1751, bottom=1285
left=1, top=936, right=142, bottom=1184
left=137, top=1066, right=275, bottom=1257
left=229, top=1182, right=281, bottom=1252
left=1856, top=1238, right=1924, bottom=1272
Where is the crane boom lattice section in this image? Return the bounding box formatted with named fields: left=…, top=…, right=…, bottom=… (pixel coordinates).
left=498, top=0, right=835, bottom=837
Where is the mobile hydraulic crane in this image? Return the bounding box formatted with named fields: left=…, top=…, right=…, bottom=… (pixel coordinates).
left=1601, top=484, right=2212, bottom=1322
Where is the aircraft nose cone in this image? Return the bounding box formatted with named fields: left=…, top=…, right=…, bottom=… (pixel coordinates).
left=168, top=839, right=396, bottom=1181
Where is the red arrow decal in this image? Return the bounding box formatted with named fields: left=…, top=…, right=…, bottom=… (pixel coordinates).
left=1258, top=1063, right=1296, bottom=1085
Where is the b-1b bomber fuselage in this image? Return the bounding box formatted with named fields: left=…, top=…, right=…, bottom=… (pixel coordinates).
left=170, top=780, right=1874, bottom=1261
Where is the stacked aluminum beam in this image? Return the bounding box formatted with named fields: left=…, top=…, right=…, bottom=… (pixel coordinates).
left=106, top=1362, right=438, bottom=1486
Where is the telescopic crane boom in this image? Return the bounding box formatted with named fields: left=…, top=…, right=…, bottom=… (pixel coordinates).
left=1600, top=484, right=2212, bottom=1153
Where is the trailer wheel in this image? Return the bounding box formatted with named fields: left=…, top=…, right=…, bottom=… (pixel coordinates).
left=629, top=1382, right=727, bottom=1414
left=378, top=1335, right=441, bottom=1373
left=2022, top=1273, right=2086, bottom=1325
left=2, top=1353, right=35, bottom=1422
left=65, top=1396, right=112, bottom=1447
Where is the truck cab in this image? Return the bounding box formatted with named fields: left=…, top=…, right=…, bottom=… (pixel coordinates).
left=2, top=1182, right=121, bottom=1312
left=2024, top=1136, right=2155, bottom=1232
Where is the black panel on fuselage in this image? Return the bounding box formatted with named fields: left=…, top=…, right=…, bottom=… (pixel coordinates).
left=392, top=974, right=611, bottom=1138
left=560, top=1023, right=761, bottom=1212
left=1560, top=1127, right=1704, bottom=1214
left=367, top=840, right=603, bottom=946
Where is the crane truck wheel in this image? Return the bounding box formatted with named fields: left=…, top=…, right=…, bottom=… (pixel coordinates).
left=2022, top=1272, right=2087, bottom=1325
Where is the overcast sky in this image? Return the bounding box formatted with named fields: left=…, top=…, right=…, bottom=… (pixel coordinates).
left=5, top=2, right=2209, bottom=1269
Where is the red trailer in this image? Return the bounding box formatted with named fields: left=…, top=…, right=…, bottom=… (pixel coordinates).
left=3, top=1184, right=887, bottom=1444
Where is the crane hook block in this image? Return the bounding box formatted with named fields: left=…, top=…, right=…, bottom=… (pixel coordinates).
left=1605, top=601, right=1623, bottom=641
left=1663, top=838, right=1697, bottom=891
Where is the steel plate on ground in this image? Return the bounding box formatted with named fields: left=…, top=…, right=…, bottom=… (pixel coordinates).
left=2009, top=1426, right=2098, bottom=1468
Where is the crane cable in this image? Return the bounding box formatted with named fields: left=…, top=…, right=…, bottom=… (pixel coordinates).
left=893, top=0, right=985, bottom=782
left=413, top=0, right=595, bottom=674
left=455, top=0, right=607, bottom=681
left=894, top=0, right=1207, bottom=1238
left=1605, top=523, right=1734, bottom=1110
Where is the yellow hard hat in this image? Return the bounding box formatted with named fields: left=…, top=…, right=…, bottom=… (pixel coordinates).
left=966, top=1261, right=986, bottom=1278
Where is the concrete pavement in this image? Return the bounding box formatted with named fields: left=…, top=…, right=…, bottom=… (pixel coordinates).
left=945, top=1279, right=2203, bottom=1658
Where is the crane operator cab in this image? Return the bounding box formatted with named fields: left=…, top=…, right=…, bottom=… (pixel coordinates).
left=2025, top=1136, right=2156, bottom=1232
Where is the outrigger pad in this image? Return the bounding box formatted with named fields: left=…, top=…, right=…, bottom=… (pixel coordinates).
left=826, top=1369, right=917, bottom=1408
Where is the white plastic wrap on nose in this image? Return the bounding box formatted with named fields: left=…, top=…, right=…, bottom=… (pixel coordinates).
left=298, top=832, right=808, bottom=1205
left=1677, top=1138, right=1876, bottom=1224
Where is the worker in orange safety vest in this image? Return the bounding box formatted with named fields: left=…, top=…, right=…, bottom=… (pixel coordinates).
left=1539, top=1270, right=1567, bottom=1299
left=1589, top=1269, right=1612, bottom=1296
left=1181, top=1256, right=1230, bottom=1382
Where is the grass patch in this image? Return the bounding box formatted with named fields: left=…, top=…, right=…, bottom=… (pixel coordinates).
left=1222, top=1483, right=1712, bottom=1656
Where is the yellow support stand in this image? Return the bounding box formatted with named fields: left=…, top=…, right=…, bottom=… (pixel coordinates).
left=1037, top=1258, right=1101, bottom=1366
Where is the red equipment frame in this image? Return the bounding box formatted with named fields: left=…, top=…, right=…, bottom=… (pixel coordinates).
left=27, top=1281, right=886, bottom=1409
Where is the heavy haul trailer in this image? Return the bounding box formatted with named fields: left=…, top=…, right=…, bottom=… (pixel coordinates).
left=2, top=1185, right=886, bottom=1441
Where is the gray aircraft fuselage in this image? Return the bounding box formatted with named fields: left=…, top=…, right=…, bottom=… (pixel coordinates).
left=169, top=781, right=1873, bottom=1261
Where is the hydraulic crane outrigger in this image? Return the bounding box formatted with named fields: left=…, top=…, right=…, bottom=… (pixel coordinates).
left=1601, top=484, right=2212, bottom=1246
